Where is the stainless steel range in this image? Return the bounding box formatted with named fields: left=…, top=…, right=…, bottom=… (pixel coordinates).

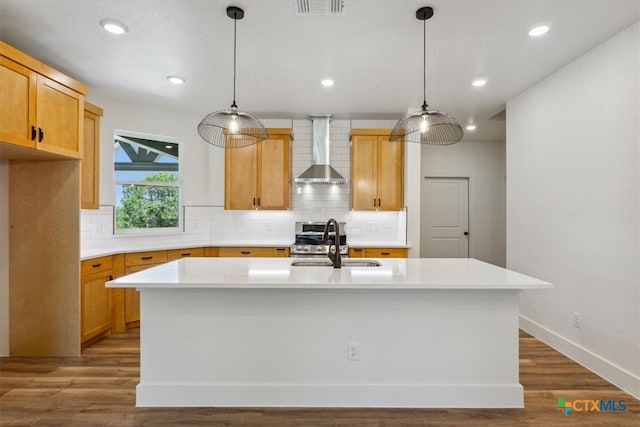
left=290, top=221, right=348, bottom=257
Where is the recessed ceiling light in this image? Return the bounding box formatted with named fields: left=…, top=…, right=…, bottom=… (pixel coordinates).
left=167, top=75, right=186, bottom=85
left=466, top=124, right=477, bottom=131
left=99, top=19, right=129, bottom=35
left=528, top=25, right=550, bottom=37
left=472, top=79, right=487, bottom=87
left=321, top=79, right=334, bottom=87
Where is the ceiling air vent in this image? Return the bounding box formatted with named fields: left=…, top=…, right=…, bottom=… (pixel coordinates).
left=294, top=0, right=345, bottom=16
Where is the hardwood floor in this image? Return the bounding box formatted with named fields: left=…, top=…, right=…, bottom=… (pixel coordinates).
left=1, top=329, right=637, bottom=426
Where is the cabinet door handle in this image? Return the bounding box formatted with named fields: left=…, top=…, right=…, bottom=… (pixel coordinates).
left=380, top=252, right=391, bottom=256
left=373, top=198, right=377, bottom=208
left=31, top=126, right=37, bottom=141
left=91, top=263, right=102, bottom=268
left=181, top=253, right=192, bottom=257
left=257, top=197, right=261, bottom=206
left=141, top=256, right=153, bottom=260
left=38, top=128, right=44, bottom=142
left=109, top=275, right=113, bottom=281
left=253, top=197, right=256, bottom=207
left=240, top=251, right=251, bottom=255
left=378, top=198, right=381, bottom=207
left=276, top=248, right=285, bottom=251
left=353, top=248, right=363, bottom=252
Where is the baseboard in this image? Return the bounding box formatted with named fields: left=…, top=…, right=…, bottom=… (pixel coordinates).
left=519, top=315, right=640, bottom=399
left=136, top=383, right=524, bottom=408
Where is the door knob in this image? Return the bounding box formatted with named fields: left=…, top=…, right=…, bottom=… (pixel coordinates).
left=463, top=231, right=469, bottom=236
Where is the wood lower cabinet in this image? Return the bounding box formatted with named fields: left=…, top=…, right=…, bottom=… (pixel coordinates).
left=81, top=102, right=103, bottom=209
left=219, top=247, right=290, bottom=257
left=225, top=128, right=291, bottom=210
left=0, top=41, right=86, bottom=159
left=350, top=129, right=403, bottom=211
left=82, top=246, right=289, bottom=348
left=167, top=247, right=205, bottom=261
left=122, top=250, right=169, bottom=325
left=349, top=247, right=408, bottom=258
left=274, top=247, right=290, bottom=257
left=80, top=256, right=113, bottom=347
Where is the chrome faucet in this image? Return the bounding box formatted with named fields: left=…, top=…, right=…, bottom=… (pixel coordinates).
left=322, top=218, right=342, bottom=269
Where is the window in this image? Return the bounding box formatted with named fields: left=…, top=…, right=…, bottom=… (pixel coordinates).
left=114, top=131, right=181, bottom=233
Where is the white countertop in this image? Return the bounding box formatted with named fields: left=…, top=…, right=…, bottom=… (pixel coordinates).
left=107, top=257, right=552, bottom=291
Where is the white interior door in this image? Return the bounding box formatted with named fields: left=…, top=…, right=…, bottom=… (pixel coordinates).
left=421, top=177, right=469, bottom=258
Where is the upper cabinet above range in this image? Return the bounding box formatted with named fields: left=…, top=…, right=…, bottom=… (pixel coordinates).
left=0, top=41, right=87, bottom=160
left=350, top=129, right=404, bottom=211
left=224, top=128, right=292, bottom=210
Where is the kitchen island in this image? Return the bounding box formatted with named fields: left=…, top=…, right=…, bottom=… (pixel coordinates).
left=107, top=257, right=551, bottom=408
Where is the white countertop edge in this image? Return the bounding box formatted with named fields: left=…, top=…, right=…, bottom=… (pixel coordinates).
left=107, top=282, right=551, bottom=290
left=81, top=242, right=410, bottom=260
left=106, top=258, right=553, bottom=291
left=81, top=242, right=295, bottom=260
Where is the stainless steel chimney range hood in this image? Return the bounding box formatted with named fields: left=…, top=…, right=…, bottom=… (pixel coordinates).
left=295, top=115, right=346, bottom=185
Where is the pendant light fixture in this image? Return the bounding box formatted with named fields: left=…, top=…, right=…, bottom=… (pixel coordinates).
left=198, top=6, right=268, bottom=148
left=389, top=6, right=463, bottom=145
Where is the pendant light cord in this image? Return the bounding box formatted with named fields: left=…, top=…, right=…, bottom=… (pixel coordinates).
left=422, top=16, right=428, bottom=111
left=232, top=12, right=237, bottom=109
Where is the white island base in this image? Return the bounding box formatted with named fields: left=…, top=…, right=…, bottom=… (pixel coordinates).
left=108, top=258, right=551, bottom=408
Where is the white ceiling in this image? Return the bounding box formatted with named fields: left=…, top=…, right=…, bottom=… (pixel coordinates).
left=1, top=0, right=638, bottom=142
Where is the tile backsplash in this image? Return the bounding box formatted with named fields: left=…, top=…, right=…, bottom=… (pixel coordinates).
left=81, top=205, right=406, bottom=256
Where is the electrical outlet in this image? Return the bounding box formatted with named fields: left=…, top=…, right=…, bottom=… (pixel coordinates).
left=573, top=312, right=582, bottom=329
left=347, top=342, right=359, bottom=361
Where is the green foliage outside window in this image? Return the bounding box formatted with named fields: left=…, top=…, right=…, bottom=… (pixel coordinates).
left=116, top=173, right=179, bottom=229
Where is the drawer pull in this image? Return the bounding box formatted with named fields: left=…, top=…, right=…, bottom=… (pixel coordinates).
left=240, top=251, right=251, bottom=255
left=141, top=256, right=153, bottom=260
left=181, top=253, right=192, bottom=257
left=380, top=252, right=391, bottom=256
left=276, top=248, right=285, bottom=251
left=353, top=248, right=363, bottom=252
left=91, top=263, right=102, bottom=268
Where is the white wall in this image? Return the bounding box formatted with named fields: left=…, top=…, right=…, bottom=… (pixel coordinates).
left=87, top=93, right=214, bottom=207
left=421, top=141, right=506, bottom=267
left=0, top=160, right=9, bottom=356
left=507, top=22, right=639, bottom=398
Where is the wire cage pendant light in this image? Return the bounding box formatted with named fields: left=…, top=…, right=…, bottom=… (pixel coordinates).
left=198, top=6, right=268, bottom=149
left=389, top=6, right=463, bottom=145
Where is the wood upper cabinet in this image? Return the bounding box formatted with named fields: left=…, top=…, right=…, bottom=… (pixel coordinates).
left=225, top=128, right=291, bottom=210
left=0, top=41, right=86, bottom=159
left=81, top=102, right=103, bottom=209
left=350, top=129, right=403, bottom=211
left=35, top=75, right=83, bottom=158
left=0, top=55, right=36, bottom=149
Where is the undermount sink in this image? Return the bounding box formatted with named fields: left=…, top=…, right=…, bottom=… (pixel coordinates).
left=291, top=259, right=382, bottom=267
